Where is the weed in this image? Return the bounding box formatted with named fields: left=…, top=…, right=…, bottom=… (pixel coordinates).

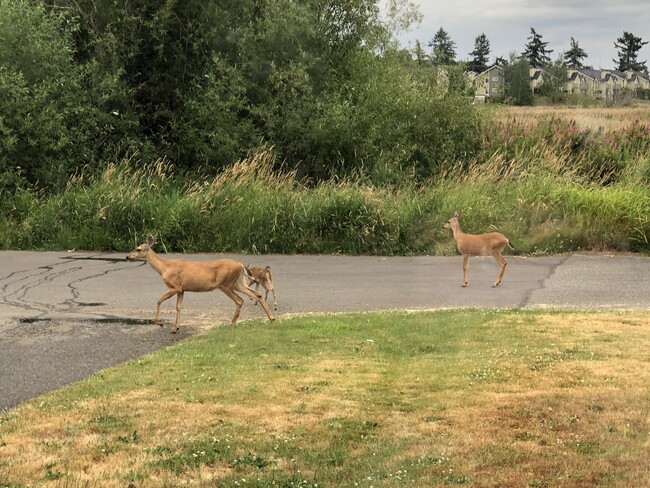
left=43, top=462, right=66, bottom=481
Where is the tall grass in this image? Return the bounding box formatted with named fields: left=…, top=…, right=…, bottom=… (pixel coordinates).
left=1, top=108, right=649, bottom=255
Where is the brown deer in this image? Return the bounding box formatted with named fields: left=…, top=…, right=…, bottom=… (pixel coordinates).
left=126, top=236, right=274, bottom=332
left=245, top=265, right=277, bottom=311
left=443, top=211, right=515, bottom=287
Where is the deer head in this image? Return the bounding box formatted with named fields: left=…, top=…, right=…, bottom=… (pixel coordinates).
left=126, top=235, right=157, bottom=261
left=443, top=211, right=462, bottom=229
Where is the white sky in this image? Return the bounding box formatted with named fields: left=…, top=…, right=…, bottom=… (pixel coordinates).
left=386, top=0, right=650, bottom=69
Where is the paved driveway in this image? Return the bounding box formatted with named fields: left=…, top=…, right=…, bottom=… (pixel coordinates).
left=1, top=251, right=649, bottom=411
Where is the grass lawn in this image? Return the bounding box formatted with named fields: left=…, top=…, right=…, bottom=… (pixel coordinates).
left=1, top=309, right=649, bottom=487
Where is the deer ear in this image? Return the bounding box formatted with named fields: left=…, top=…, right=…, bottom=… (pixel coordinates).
left=453, top=210, right=462, bottom=219
left=146, top=235, right=157, bottom=245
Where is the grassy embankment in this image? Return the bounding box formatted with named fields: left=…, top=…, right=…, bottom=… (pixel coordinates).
left=1, top=106, right=649, bottom=255
left=1, top=309, right=649, bottom=487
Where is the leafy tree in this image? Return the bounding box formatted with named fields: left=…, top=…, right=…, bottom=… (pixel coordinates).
left=383, top=0, right=422, bottom=35
left=48, top=0, right=251, bottom=157
left=613, top=31, right=648, bottom=73
left=504, top=54, right=533, bottom=105
left=538, top=57, right=568, bottom=101
left=445, top=63, right=475, bottom=96
left=428, top=27, right=456, bottom=65
left=564, top=37, right=588, bottom=69
left=522, top=28, right=553, bottom=68
left=0, top=0, right=137, bottom=190
left=10, top=0, right=481, bottom=188
left=468, top=33, right=490, bottom=73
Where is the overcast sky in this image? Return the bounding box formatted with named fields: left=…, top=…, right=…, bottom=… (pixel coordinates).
left=387, top=1, right=650, bottom=69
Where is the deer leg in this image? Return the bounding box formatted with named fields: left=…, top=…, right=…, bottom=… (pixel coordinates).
left=172, top=291, right=184, bottom=333
left=252, top=282, right=261, bottom=304
left=249, top=281, right=260, bottom=303
left=492, top=252, right=507, bottom=287
left=267, top=285, right=277, bottom=311
left=258, top=283, right=270, bottom=307
left=220, top=287, right=245, bottom=325
left=462, top=254, right=469, bottom=287
left=235, top=282, right=275, bottom=322
left=156, top=289, right=178, bottom=326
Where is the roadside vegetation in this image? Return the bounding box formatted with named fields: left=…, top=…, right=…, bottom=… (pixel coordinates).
left=1, top=309, right=649, bottom=487
left=2, top=2, right=649, bottom=255
left=2, top=106, right=650, bottom=255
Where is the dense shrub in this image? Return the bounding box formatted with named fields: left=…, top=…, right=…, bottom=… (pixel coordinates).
left=0, top=1, right=141, bottom=190
left=1, top=0, right=484, bottom=190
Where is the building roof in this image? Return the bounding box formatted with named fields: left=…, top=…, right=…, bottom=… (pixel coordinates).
left=477, top=65, right=504, bottom=76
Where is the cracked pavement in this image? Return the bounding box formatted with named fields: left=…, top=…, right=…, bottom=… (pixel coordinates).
left=1, top=251, right=649, bottom=411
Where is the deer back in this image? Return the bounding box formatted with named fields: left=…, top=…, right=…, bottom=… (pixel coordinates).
left=456, top=231, right=510, bottom=256
left=161, top=258, right=244, bottom=292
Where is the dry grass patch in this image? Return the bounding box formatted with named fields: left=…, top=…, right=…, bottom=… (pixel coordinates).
left=500, top=105, right=650, bottom=132
left=1, top=310, right=649, bottom=487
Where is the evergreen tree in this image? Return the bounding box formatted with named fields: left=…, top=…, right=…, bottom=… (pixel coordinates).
left=564, top=37, right=588, bottom=69
left=613, top=31, right=648, bottom=73
left=428, top=27, right=456, bottom=65
left=468, top=33, right=490, bottom=73
left=522, top=28, right=553, bottom=68
left=413, top=39, right=428, bottom=65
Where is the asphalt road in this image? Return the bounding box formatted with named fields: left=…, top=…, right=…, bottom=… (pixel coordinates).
left=1, top=251, right=649, bottom=412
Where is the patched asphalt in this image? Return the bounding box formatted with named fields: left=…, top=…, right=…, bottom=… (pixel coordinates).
left=1, top=251, right=649, bottom=411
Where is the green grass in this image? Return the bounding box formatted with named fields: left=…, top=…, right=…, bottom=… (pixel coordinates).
left=1, top=309, right=649, bottom=487
left=3, top=106, right=650, bottom=254
left=1, top=150, right=649, bottom=255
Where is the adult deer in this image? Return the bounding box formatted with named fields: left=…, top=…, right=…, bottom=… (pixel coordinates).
left=443, top=211, right=515, bottom=288
left=126, top=236, right=274, bottom=333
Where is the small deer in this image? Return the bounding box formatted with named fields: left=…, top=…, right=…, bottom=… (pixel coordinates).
left=443, top=211, right=515, bottom=287
left=126, top=236, right=274, bottom=332
left=245, top=265, right=277, bottom=311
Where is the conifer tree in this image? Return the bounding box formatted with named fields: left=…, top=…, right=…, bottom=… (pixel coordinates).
left=613, top=31, right=648, bottom=73
left=428, top=27, right=456, bottom=65
left=564, top=37, right=588, bottom=69
left=468, top=33, right=490, bottom=73
left=522, top=28, right=553, bottom=68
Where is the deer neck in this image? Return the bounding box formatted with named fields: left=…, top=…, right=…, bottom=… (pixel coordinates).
left=144, top=249, right=169, bottom=276
left=450, top=222, right=466, bottom=241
